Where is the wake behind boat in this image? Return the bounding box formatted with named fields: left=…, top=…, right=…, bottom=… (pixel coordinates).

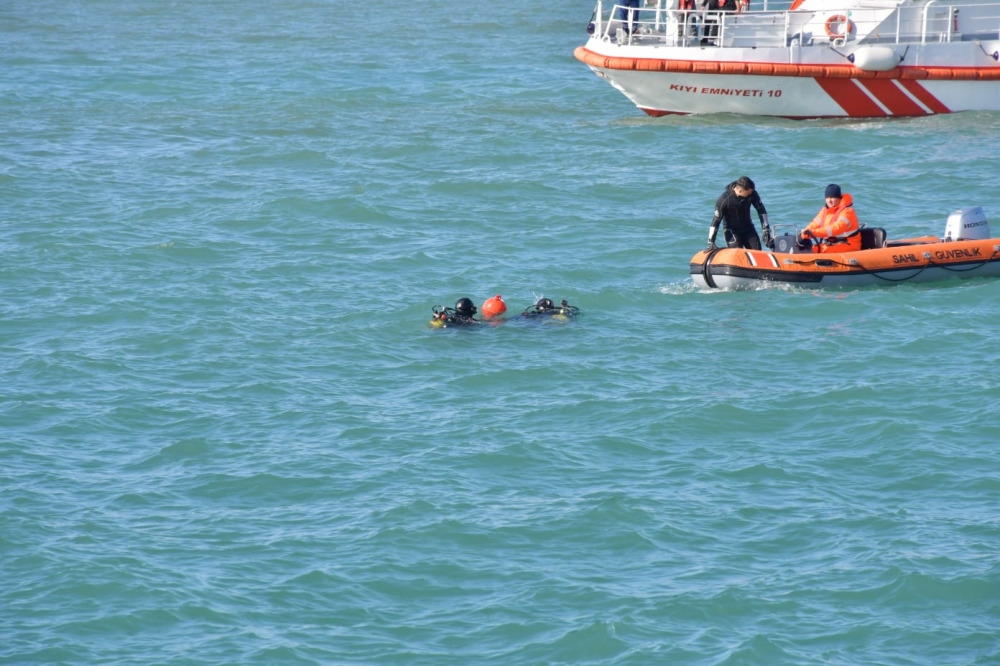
left=690, top=206, right=1000, bottom=289
left=575, top=0, right=1000, bottom=118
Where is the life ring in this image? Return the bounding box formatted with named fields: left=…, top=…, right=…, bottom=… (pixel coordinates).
left=824, top=14, right=854, bottom=39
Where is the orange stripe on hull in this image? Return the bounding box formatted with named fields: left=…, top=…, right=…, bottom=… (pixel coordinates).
left=573, top=46, right=1000, bottom=81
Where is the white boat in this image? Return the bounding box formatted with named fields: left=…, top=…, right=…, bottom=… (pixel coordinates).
left=575, top=0, right=1000, bottom=118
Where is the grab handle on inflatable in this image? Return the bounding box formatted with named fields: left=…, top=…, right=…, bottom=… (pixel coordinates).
left=700, top=247, right=721, bottom=289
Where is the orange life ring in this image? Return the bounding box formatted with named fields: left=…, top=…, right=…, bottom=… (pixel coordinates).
left=824, top=14, right=854, bottom=39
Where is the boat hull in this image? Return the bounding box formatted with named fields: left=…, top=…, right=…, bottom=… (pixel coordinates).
left=689, top=238, right=1000, bottom=289
left=577, top=46, right=1000, bottom=118
left=576, top=0, right=1000, bottom=118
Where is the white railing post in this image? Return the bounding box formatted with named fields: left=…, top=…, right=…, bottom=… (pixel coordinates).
left=922, top=0, right=940, bottom=45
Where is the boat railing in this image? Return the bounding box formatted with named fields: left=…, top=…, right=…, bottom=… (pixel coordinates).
left=590, top=0, right=1000, bottom=49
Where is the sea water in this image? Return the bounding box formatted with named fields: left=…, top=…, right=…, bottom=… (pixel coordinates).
left=3, top=1, right=1000, bottom=664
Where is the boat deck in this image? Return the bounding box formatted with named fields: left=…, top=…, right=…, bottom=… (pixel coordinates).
left=592, top=0, right=1000, bottom=51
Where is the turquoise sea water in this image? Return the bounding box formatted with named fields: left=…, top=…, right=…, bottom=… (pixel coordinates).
left=4, top=1, right=1000, bottom=664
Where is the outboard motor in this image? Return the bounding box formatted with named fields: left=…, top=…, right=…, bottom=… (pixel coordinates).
left=944, top=206, right=989, bottom=241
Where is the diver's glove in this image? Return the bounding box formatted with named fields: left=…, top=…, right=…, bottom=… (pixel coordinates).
left=705, top=241, right=718, bottom=252
left=759, top=215, right=772, bottom=247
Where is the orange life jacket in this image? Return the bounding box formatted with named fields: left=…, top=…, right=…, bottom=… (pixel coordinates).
left=805, top=192, right=861, bottom=253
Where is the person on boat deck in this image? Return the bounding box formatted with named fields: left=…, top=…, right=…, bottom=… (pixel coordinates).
left=700, top=0, right=737, bottom=45
left=800, top=184, right=861, bottom=253
left=706, top=175, right=771, bottom=251
left=677, top=0, right=698, bottom=37
left=617, top=0, right=642, bottom=35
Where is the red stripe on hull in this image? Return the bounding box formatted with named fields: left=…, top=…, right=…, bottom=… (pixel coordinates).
left=897, top=79, right=952, bottom=114
left=856, top=79, right=927, bottom=116
left=641, top=108, right=687, bottom=117
left=815, top=78, right=886, bottom=117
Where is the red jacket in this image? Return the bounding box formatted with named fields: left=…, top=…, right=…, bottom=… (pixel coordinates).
left=805, top=192, right=861, bottom=253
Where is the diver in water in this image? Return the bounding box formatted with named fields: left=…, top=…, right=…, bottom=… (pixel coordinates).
left=518, top=298, right=580, bottom=320
left=430, top=295, right=574, bottom=328
left=430, top=297, right=483, bottom=328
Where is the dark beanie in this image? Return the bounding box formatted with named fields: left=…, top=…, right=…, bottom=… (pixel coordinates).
left=825, top=184, right=842, bottom=198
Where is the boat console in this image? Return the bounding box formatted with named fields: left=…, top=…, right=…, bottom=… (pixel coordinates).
left=772, top=234, right=813, bottom=254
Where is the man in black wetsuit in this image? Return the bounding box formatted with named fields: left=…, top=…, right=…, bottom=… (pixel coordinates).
left=706, top=175, right=771, bottom=251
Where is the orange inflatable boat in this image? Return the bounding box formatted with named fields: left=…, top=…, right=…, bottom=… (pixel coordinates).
left=690, top=207, right=1000, bottom=290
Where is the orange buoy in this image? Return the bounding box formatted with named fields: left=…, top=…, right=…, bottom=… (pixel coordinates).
left=481, top=294, right=507, bottom=319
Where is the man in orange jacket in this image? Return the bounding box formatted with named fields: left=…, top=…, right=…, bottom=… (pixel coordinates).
left=800, top=184, right=861, bottom=253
